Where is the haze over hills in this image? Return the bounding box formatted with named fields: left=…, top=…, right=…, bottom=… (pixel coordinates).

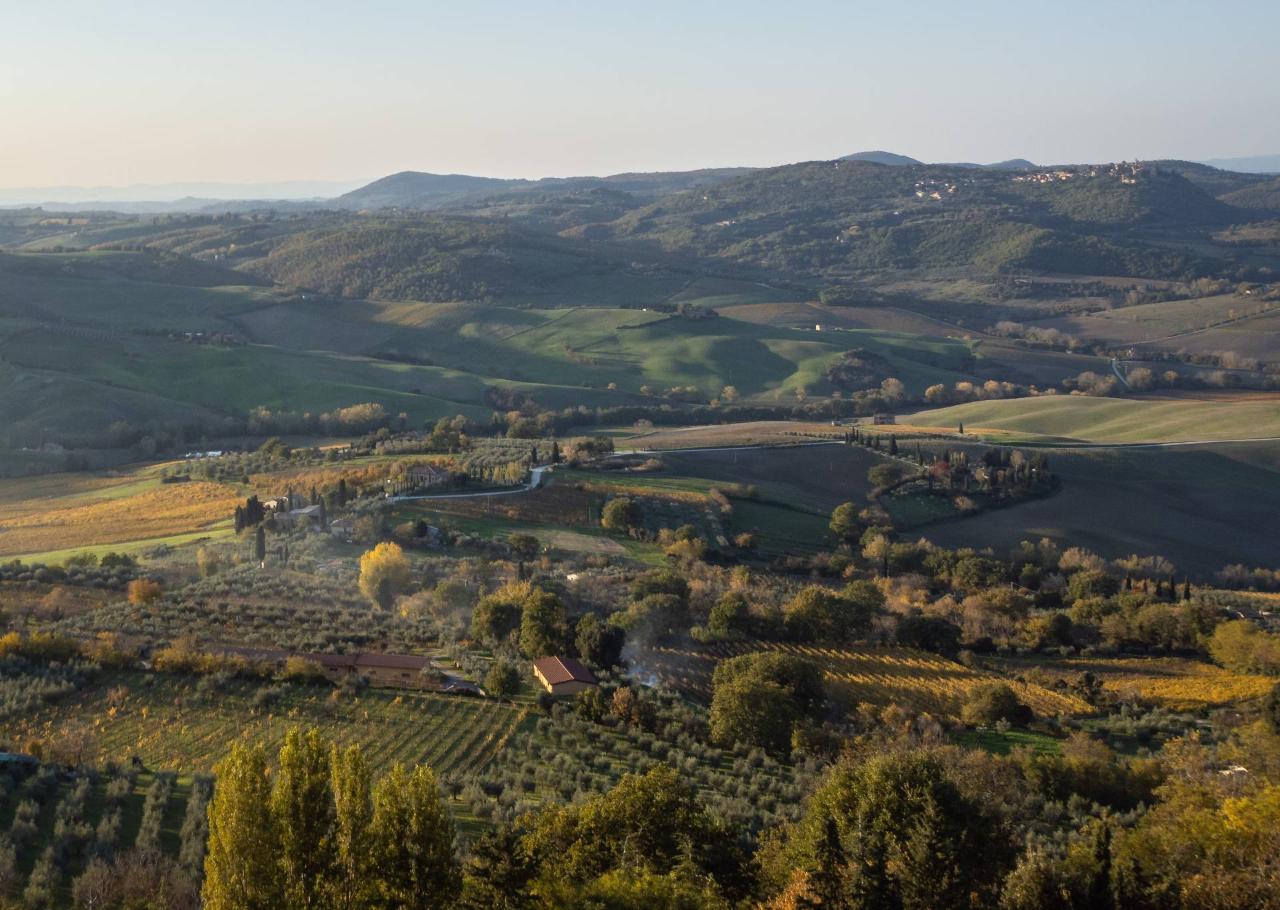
left=1199, top=153, right=1280, bottom=174
left=0, top=179, right=369, bottom=209
left=4, top=151, right=1277, bottom=212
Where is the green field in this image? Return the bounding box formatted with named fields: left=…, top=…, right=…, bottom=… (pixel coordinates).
left=905, top=393, right=1280, bottom=443
left=0, top=246, right=995, bottom=449
left=1037, top=293, right=1278, bottom=344
left=918, top=439, right=1280, bottom=576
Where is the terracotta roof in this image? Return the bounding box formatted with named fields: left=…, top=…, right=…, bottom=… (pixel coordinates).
left=532, top=656, right=597, bottom=686
left=213, top=647, right=428, bottom=673
left=356, top=653, right=430, bottom=671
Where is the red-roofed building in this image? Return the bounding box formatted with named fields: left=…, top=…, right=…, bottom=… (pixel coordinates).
left=531, top=656, right=598, bottom=696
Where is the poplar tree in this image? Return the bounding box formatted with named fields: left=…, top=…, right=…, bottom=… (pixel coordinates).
left=272, top=728, right=338, bottom=910
left=330, top=743, right=376, bottom=910
left=370, top=764, right=461, bottom=909
left=203, top=743, right=281, bottom=910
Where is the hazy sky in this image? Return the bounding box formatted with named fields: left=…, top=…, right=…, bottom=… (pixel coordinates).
left=3, top=0, right=1278, bottom=188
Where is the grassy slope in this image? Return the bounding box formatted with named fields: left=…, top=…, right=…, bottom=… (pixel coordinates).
left=918, top=440, right=1280, bottom=577
left=905, top=394, right=1280, bottom=443
left=0, top=252, right=982, bottom=447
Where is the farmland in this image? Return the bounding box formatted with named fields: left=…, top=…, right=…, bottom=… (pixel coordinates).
left=905, top=392, right=1280, bottom=443
left=994, top=655, right=1275, bottom=711
left=0, top=468, right=240, bottom=559
left=614, top=420, right=845, bottom=450
left=2, top=146, right=1280, bottom=908
left=9, top=672, right=523, bottom=778
left=917, top=439, right=1280, bottom=576
left=634, top=641, right=1090, bottom=719
left=1034, top=293, right=1280, bottom=346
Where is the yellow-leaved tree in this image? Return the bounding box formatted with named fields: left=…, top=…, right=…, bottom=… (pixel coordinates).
left=358, top=542, right=411, bottom=609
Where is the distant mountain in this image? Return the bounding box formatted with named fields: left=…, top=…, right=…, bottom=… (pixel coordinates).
left=976, top=158, right=1036, bottom=170
left=334, top=172, right=523, bottom=211
left=841, top=152, right=1035, bottom=170
left=334, top=168, right=752, bottom=212
left=1199, top=154, right=1280, bottom=174
left=2, top=197, right=326, bottom=215
left=840, top=151, right=923, bottom=167
left=0, top=179, right=365, bottom=207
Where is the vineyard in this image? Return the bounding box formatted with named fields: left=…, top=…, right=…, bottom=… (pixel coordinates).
left=9, top=672, right=524, bottom=778
left=634, top=641, right=1092, bottom=719
left=0, top=472, right=240, bottom=558
left=996, top=655, right=1276, bottom=711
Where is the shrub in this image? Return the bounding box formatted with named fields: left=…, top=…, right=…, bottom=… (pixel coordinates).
left=961, top=682, right=1032, bottom=727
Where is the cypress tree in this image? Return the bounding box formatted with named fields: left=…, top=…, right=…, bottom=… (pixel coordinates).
left=810, top=814, right=848, bottom=907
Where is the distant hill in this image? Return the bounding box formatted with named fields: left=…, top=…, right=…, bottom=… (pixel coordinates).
left=233, top=215, right=685, bottom=304
left=943, top=158, right=1037, bottom=170
left=592, top=159, right=1231, bottom=281
left=334, top=172, right=523, bottom=210
left=1219, top=175, right=1280, bottom=212
left=0, top=179, right=364, bottom=208
left=840, top=152, right=1035, bottom=170
left=1200, top=153, right=1280, bottom=174
left=841, top=151, right=923, bottom=166
left=334, top=167, right=752, bottom=213
left=1144, top=160, right=1272, bottom=198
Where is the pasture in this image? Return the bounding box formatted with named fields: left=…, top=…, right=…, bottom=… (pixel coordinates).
left=1035, top=293, right=1279, bottom=345
left=615, top=420, right=845, bottom=450
left=917, top=440, right=1280, bottom=577
left=905, top=392, right=1280, bottom=443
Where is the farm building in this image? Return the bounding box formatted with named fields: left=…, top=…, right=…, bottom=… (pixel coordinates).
left=355, top=652, right=433, bottom=687
left=532, top=656, right=598, bottom=696
left=872, top=413, right=896, bottom=425
left=275, top=504, right=323, bottom=527
left=217, top=648, right=442, bottom=690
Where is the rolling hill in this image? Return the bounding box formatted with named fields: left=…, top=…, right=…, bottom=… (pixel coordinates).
left=1219, top=176, right=1280, bottom=213
left=332, top=167, right=752, bottom=212
left=904, top=393, right=1280, bottom=444
left=590, top=159, right=1239, bottom=282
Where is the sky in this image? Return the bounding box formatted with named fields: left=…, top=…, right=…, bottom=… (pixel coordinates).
left=2, top=0, right=1278, bottom=192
